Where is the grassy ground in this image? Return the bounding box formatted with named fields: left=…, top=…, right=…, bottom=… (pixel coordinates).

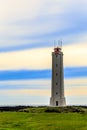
left=0, top=107, right=87, bottom=130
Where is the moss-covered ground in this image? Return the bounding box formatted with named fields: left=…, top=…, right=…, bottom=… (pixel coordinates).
left=0, top=106, right=87, bottom=130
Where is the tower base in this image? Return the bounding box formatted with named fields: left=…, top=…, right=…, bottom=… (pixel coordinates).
left=50, top=97, right=66, bottom=107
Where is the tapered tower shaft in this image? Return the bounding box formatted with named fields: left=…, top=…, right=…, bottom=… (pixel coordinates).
left=50, top=47, right=66, bottom=106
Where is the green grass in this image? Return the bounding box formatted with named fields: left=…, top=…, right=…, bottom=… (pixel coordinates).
left=0, top=107, right=87, bottom=130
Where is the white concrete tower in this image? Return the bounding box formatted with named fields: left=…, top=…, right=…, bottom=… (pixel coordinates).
left=50, top=46, right=66, bottom=107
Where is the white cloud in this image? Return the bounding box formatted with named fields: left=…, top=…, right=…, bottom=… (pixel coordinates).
left=65, top=78, right=87, bottom=96
left=0, top=78, right=87, bottom=97
left=0, top=79, right=51, bottom=90
left=0, top=79, right=49, bottom=85
left=0, top=89, right=50, bottom=96
left=0, top=78, right=87, bottom=105
left=0, top=43, right=87, bottom=70
left=0, top=47, right=52, bottom=70
left=0, top=0, right=46, bottom=22
left=65, top=78, right=87, bottom=87
left=63, top=43, right=87, bottom=67
left=0, top=0, right=72, bottom=22
left=0, top=0, right=87, bottom=49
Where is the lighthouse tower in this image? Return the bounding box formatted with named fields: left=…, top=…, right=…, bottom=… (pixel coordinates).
left=50, top=44, right=66, bottom=107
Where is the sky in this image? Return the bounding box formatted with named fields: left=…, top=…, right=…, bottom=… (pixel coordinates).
left=0, top=0, right=87, bottom=106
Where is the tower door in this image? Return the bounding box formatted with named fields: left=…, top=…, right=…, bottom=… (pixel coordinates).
left=56, top=101, right=58, bottom=106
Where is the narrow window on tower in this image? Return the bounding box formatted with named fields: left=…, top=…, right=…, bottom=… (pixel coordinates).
left=56, top=101, right=58, bottom=106
left=56, top=73, right=58, bottom=76
left=56, top=92, right=58, bottom=95
left=56, top=82, right=58, bottom=85
left=56, top=64, right=58, bottom=67
left=56, top=55, right=57, bottom=58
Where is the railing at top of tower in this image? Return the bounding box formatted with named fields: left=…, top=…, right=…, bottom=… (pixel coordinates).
left=54, top=40, right=62, bottom=53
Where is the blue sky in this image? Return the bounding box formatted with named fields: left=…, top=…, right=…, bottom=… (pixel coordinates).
left=0, top=0, right=87, bottom=105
